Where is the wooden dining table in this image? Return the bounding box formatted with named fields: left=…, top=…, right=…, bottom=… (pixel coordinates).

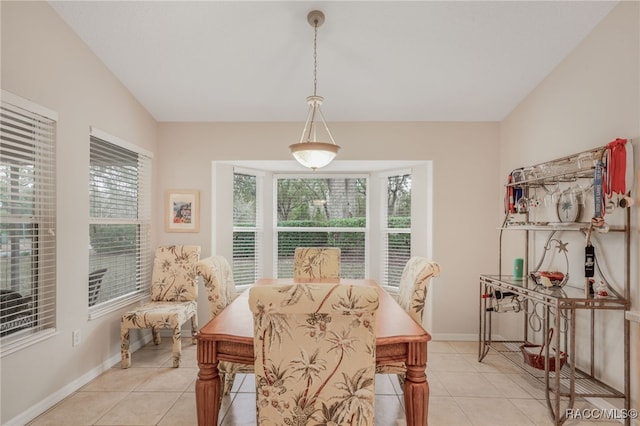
left=195, top=278, right=431, bottom=425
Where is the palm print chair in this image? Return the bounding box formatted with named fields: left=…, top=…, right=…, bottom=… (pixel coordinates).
left=249, top=283, right=378, bottom=426
left=293, top=247, right=341, bottom=279
left=196, top=255, right=253, bottom=395
left=376, top=257, right=440, bottom=381
left=120, top=245, right=200, bottom=368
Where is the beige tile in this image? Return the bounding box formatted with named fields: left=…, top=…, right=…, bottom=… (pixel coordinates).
left=390, top=374, right=404, bottom=395
left=428, top=353, right=478, bottom=373
left=465, top=353, right=524, bottom=374
left=221, top=392, right=257, bottom=426
left=376, top=374, right=400, bottom=395
left=428, top=341, right=457, bottom=354
left=428, top=396, right=472, bottom=426
left=135, top=367, right=198, bottom=392
left=482, top=372, right=535, bottom=399
left=455, top=396, right=536, bottom=426
left=426, top=371, right=450, bottom=397
left=80, top=367, right=159, bottom=392
left=237, top=373, right=256, bottom=393
left=158, top=393, right=197, bottom=426
left=507, top=373, right=547, bottom=399
left=95, top=391, right=181, bottom=425
left=228, top=373, right=246, bottom=393
left=375, top=395, right=406, bottom=425
left=34, top=340, right=615, bottom=426
left=508, top=398, right=555, bottom=426
left=449, top=341, right=479, bottom=354
left=160, top=342, right=198, bottom=368
left=218, top=392, right=234, bottom=422
left=130, top=346, right=173, bottom=367
left=437, top=372, right=503, bottom=398
left=28, top=391, right=128, bottom=426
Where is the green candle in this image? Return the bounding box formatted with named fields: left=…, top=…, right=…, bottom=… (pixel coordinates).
left=514, top=258, right=524, bottom=280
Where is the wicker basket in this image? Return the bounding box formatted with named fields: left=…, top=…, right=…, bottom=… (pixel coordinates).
left=520, top=329, right=567, bottom=371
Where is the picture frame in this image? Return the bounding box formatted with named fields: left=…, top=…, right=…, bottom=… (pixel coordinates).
left=165, top=190, right=200, bottom=233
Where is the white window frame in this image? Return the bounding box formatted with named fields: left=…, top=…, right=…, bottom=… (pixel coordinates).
left=272, top=173, right=370, bottom=278
left=214, top=161, right=431, bottom=289
left=378, top=168, right=413, bottom=289
left=1, top=90, right=58, bottom=357
left=232, top=167, right=264, bottom=288
left=88, top=127, right=153, bottom=319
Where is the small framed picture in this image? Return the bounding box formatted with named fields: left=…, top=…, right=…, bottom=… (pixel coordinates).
left=165, top=190, right=200, bottom=233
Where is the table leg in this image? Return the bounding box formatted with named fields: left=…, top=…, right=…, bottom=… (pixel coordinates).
left=404, top=341, right=429, bottom=426
left=196, top=342, right=221, bottom=426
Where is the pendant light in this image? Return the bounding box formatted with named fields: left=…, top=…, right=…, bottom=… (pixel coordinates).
left=289, top=10, right=340, bottom=170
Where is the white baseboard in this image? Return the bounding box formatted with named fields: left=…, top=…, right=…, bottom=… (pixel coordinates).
left=7, top=334, right=152, bottom=426
left=430, top=333, right=480, bottom=341
left=625, top=310, right=640, bottom=323
left=584, top=397, right=629, bottom=425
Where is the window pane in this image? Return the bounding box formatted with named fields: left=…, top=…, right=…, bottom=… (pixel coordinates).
left=0, top=224, right=36, bottom=335
left=233, top=230, right=258, bottom=286
left=383, top=173, right=412, bottom=286
left=234, top=174, right=256, bottom=226
left=275, top=176, right=368, bottom=279
left=90, top=139, right=140, bottom=219
left=89, top=224, right=141, bottom=304
left=89, top=134, right=151, bottom=308
left=276, top=231, right=365, bottom=278
left=277, top=177, right=366, bottom=224
left=233, top=172, right=261, bottom=286
left=384, top=232, right=411, bottom=287
left=387, top=174, right=411, bottom=227
left=1, top=97, right=56, bottom=345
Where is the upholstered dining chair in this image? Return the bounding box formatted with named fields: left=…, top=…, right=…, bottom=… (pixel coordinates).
left=293, top=247, right=341, bottom=279
left=120, top=245, right=200, bottom=368
left=249, top=283, right=378, bottom=426
left=376, top=257, right=440, bottom=381
left=195, top=255, right=252, bottom=395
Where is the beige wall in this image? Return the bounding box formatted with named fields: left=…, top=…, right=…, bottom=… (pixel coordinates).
left=500, top=0, right=639, bottom=413
left=156, top=121, right=502, bottom=337
left=1, top=2, right=158, bottom=423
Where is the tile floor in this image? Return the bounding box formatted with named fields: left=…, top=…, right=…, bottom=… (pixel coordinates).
left=27, top=339, right=623, bottom=426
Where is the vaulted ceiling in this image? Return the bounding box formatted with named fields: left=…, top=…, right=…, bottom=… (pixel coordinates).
left=49, top=1, right=617, bottom=122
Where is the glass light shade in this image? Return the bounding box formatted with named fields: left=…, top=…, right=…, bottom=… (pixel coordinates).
left=289, top=142, right=340, bottom=170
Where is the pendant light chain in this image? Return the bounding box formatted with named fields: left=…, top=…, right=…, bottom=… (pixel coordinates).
left=313, top=19, right=318, bottom=97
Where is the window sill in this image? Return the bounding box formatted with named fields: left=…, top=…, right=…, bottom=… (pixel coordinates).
left=89, top=292, right=149, bottom=321
left=1, top=328, right=58, bottom=358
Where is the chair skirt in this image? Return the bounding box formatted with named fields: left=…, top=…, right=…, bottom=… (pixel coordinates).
left=120, top=301, right=197, bottom=368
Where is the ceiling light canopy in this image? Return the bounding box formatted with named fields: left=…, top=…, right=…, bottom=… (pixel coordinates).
left=289, top=10, right=340, bottom=170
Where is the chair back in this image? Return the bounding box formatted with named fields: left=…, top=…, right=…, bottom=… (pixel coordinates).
left=293, top=247, right=341, bottom=279
left=150, top=245, right=201, bottom=302
left=88, top=268, right=108, bottom=307
left=249, top=283, right=378, bottom=426
left=196, top=255, right=238, bottom=318
left=398, top=257, right=440, bottom=323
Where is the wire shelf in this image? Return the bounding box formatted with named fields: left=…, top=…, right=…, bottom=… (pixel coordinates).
left=487, top=340, right=625, bottom=398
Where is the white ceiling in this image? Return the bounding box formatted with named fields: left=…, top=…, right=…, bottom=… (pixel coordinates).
left=49, top=1, right=618, bottom=123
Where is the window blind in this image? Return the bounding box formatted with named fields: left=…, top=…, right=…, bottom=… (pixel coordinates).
left=275, top=176, right=367, bottom=278
left=382, top=173, right=412, bottom=286
left=233, top=172, right=261, bottom=286
left=1, top=94, right=57, bottom=353
left=89, top=132, right=152, bottom=310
